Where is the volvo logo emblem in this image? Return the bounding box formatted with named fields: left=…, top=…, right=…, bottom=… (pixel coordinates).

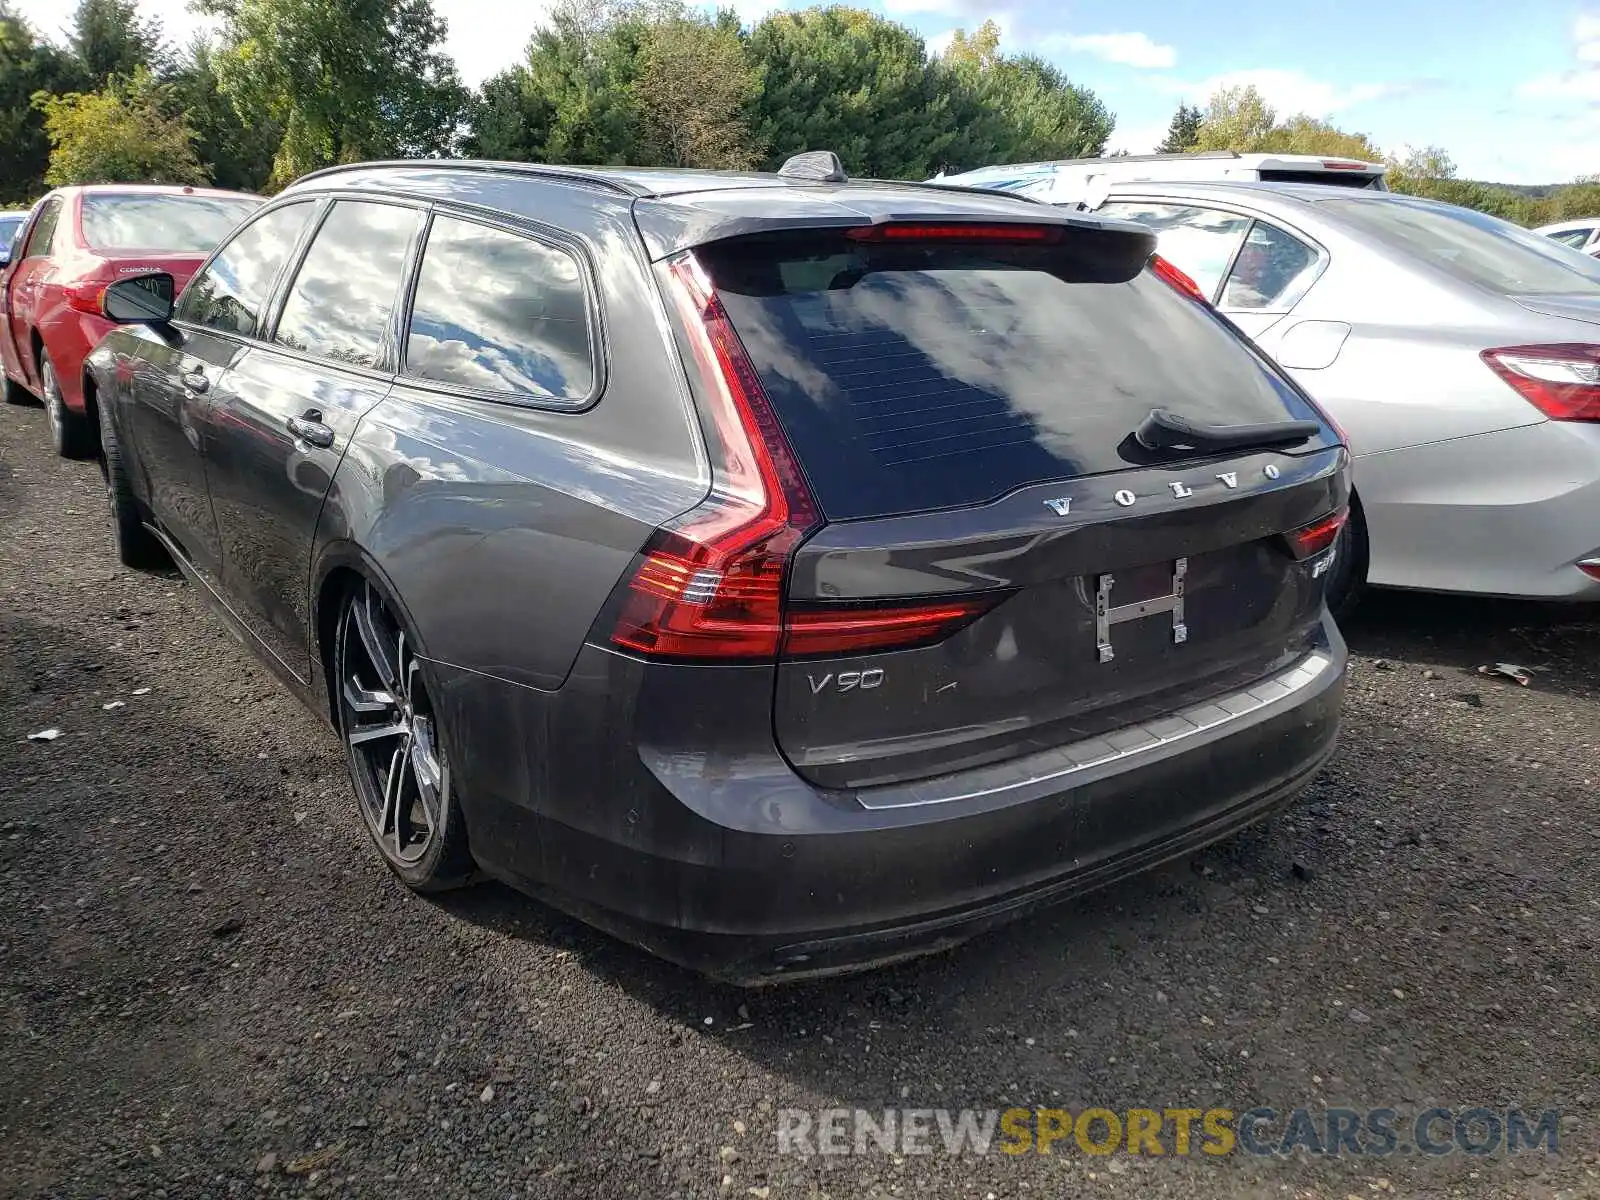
left=1042, top=461, right=1284, bottom=517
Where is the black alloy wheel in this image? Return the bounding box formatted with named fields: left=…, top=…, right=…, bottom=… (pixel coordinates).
left=336, top=580, right=474, bottom=890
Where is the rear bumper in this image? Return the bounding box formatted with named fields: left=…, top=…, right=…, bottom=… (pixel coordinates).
left=439, top=617, right=1346, bottom=984
left=1359, top=420, right=1600, bottom=600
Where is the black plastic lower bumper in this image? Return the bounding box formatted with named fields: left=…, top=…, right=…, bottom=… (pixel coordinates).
left=452, top=623, right=1346, bottom=984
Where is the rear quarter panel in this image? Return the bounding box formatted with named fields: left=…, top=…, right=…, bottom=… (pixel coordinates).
left=312, top=189, right=710, bottom=694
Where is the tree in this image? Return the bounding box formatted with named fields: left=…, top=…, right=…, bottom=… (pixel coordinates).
left=1155, top=103, right=1200, bottom=154
left=1192, top=84, right=1276, bottom=151
left=33, top=66, right=207, bottom=185
left=944, top=19, right=1000, bottom=70
left=0, top=3, right=88, bottom=202
left=973, top=54, right=1112, bottom=162
left=633, top=15, right=761, bottom=168
left=1263, top=114, right=1382, bottom=160
left=69, top=0, right=164, bottom=86
left=512, top=3, right=650, bottom=164
left=748, top=7, right=959, bottom=179
left=198, top=0, right=470, bottom=187
left=166, top=37, right=279, bottom=192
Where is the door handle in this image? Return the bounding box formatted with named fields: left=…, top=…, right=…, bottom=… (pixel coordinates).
left=180, top=368, right=209, bottom=394
left=287, top=411, right=335, bottom=448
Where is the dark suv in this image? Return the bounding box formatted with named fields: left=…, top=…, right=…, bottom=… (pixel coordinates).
left=84, top=153, right=1349, bottom=982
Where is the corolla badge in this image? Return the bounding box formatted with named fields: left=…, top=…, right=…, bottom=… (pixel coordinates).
left=1042, top=463, right=1285, bottom=515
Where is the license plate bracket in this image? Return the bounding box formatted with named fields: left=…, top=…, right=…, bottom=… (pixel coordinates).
left=1095, top=557, right=1188, bottom=663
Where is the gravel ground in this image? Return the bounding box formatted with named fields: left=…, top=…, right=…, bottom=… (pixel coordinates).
left=3, top=396, right=1598, bottom=1200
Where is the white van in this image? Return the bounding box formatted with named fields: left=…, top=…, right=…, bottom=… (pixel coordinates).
left=933, top=151, right=1388, bottom=203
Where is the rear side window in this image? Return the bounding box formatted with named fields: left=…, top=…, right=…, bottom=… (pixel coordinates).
left=22, top=198, right=62, bottom=259
left=177, top=202, right=315, bottom=337
left=1221, top=221, right=1322, bottom=311
left=696, top=232, right=1316, bottom=520
left=1547, top=228, right=1593, bottom=250
left=275, top=201, right=421, bottom=369
left=1323, top=197, right=1600, bottom=294
left=405, top=215, right=594, bottom=401
left=81, top=194, right=260, bottom=253
left=1098, top=203, right=1249, bottom=300
left=0, top=216, right=22, bottom=253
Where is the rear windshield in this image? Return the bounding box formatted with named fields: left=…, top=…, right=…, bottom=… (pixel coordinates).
left=696, top=232, right=1317, bottom=520
left=1322, top=196, right=1600, bottom=294
left=81, top=193, right=260, bottom=253
left=1258, top=169, right=1384, bottom=189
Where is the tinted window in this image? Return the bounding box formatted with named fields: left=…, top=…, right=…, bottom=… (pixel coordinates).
left=275, top=202, right=419, bottom=369
left=177, top=202, right=315, bottom=337
left=81, top=194, right=260, bottom=252
left=697, top=233, right=1314, bottom=520
left=1098, top=202, right=1249, bottom=300
left=0, top=216, right=23, bottom=253
left=1222, top=221, right=1322, bottom=311
left=1323, top=197, right=1600, bottom=294
left=22, top=198, right=62, bottom=258
left=1257, top=169, right=1383, bottom=189
left=1548, top=228, right=1593, bottom=250
left=405, top=216, right=593, bottom=401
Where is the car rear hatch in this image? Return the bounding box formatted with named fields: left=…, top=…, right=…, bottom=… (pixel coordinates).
left=617, top=210, right=1347, bottom=792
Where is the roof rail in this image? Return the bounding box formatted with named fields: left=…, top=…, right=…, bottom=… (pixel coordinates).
left=287, top=158, right=649, bottom=198
left=873, top=177, right=1049, bottom=205
left=1050, top=150, right=1242, bottom=166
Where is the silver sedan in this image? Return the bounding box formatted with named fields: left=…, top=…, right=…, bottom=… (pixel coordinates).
left=1043, top=181, right=1600, bottom=609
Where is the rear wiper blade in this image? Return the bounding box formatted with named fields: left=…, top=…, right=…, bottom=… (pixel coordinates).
left=1133, top=407, right=1321, bottom=456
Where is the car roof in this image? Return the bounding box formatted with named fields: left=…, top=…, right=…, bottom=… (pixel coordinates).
left=282, top=158, right=1154, bottom=260
left=1533, top=217, right=1599, bottom=233
left=67, top=183, right=261, bottom=200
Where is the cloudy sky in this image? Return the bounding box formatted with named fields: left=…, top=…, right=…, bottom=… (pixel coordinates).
left=14, top=0, right=1599, bottom=184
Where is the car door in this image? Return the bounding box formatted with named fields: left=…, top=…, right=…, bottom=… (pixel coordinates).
left=205, top=198, right=424, bottom=683
left=135, top=200, right=320, bottom=580
left=3, top=195, right=64, bottom=391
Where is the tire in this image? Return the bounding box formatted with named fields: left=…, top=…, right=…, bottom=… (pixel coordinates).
left=95, top=392, right=169, bottom=570
left=1325, top=500, right=1368, bottom=622
left=335, top=579, right=476, bottom=892
left=40, top=350, right=96, bottom=459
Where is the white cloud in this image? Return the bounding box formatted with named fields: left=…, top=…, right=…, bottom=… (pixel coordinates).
left=1163, top=68, right=1398, bottom=117
left=1520, top=12, right=1600, bottom=103
left=1045, top=31, right=1175, bottom=70
left=925, top=28, right=958, bottom=57
left=1104, top=119, right=1170, bottom=156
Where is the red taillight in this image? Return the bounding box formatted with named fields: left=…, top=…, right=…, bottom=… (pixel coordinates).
left=1579, top=559, right=1600, bottom=582
left=1150, top=253, right=1207, bottom=302
left=1285, top=508, right=1348, bottom=560
left=609, top=254, right=816, bottom=661
left=1320, top=161, right=1368, bottom=171
left=784, top=596, right=1001, bottom=658
left=65, top=281, right=107, bottom=315
left=611, top=254, right=1004, bottom=662
left=1482, top=344, right=1600, bottom=421
left=846, top=222, right=1063, bottom=243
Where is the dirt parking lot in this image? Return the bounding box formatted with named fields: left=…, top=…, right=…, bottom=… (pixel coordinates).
left=2, top=397, right=1598, bottom=1200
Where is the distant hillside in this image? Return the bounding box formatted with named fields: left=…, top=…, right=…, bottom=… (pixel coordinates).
left=1470, top=181, right=1564, bottom=198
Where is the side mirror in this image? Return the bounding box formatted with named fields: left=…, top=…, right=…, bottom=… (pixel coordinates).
left=102, top=273, right=175, bottom=324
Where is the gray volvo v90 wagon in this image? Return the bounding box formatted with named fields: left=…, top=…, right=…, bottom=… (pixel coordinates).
left=82, top=153, right=1349, bottom=981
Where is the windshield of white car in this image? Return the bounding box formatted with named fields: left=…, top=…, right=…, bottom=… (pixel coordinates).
left=1323, top=196, right=1600, bottom=294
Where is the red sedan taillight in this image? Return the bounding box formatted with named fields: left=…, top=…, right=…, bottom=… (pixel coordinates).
left=64, top=281, right=108, bottom=316
left=1150, top=254, right=1208, bottom=303
left=608, top=253, right=999, bottom=662
left=1482, top=344, right=1600, bottom=421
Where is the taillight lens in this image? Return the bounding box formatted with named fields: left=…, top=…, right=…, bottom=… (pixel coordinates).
left=784, top=596, right=1002, bottom=658
left=1482, top=345, right=1600, bottom=421
left=1284, top=508, right=1349, bottom=560
left=1150, top=254, right=1207, bottom=302
left=846, top=222, right=1063, bottom=243
left=610, top=253, right=1003, bottom=662
left=65, top=281, right=107, bottom=315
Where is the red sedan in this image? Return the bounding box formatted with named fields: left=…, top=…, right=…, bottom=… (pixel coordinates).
left=1, top=184, right=261, bottom=457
